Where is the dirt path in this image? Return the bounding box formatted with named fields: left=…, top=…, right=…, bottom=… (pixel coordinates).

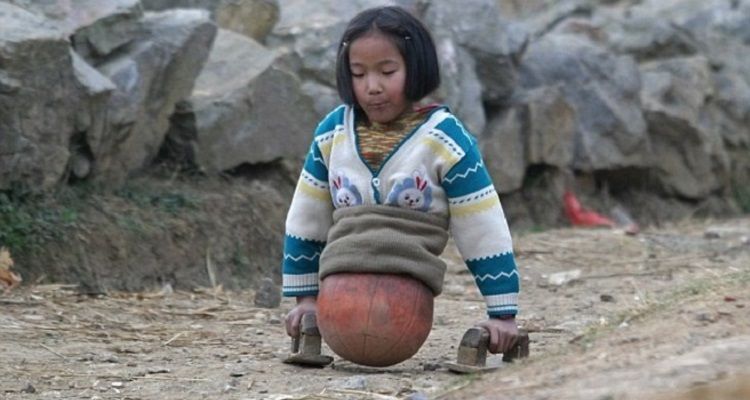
left=1, top=218, right=748, bottom=399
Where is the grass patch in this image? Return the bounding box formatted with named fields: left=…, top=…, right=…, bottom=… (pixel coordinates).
left=733, top=184, right=750, bottom=213
left=0, top=191, right=80, bottom=254
left=115, top=185, right=200, bottom=215
left=0, top=181, right=202, bottom=255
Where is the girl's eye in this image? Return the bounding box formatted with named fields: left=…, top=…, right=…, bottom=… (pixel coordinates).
left=383, top=70, right=396, bottom=76
left=351, top=72, right=364, bottom=78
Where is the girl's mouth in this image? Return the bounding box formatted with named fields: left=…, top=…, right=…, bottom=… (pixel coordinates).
left=368, top=102, right=388, bottom=109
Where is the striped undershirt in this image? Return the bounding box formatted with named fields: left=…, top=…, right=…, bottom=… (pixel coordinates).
left=356, top=107, right=434, bottom=171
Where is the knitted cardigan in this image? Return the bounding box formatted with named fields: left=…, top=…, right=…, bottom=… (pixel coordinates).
left=282, top=105, right=520, bottom=317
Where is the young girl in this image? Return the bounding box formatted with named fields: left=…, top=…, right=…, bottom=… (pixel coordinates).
left=282, top=6, right=520, bottom=358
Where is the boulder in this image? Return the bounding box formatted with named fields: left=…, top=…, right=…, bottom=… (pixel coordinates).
left=168, top=29, right=317, bottom=173
left=0, top=4, right=86, bottom=190
left=519, top=33, right=649, bottom=172
left=481, top=85, right=575, bottom=194
left=422, top=0, right=528, bottom=104
left=7, top=0, right=145, bottom=62
left=600, top=13, right=702, bottom=61
left=640, top=56, right=731, bottom=199
left=91, top=10, right=217, bottom=185
left=430, top=38, right=486, bottom=135
left=481, top=107, right=526, bottom=193
left=141, top=0, right=280, bottom=42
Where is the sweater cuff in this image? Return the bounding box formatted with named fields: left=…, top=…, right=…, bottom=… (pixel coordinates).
left=282, top=272, right=319, bottom=297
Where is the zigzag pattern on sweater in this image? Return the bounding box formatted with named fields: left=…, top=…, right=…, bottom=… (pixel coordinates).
left=283, top=251, right=321, bottom=262
left=474, top=269, right=519, bottom=282
left=443, top=159, right=484, bottom=184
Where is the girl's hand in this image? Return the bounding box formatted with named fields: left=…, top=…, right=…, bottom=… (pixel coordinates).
left=284, top=295, right=318, bottom=338
left=476, top=317, right=518, bottom=354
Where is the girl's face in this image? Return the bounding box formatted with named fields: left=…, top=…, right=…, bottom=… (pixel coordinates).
left=349, top=32, right=410, bottom=124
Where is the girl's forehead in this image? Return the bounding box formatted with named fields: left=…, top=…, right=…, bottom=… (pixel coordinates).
left=349, top=32, right=402, bottom=62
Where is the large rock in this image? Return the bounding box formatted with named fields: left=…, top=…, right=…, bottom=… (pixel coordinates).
left=430, top=38, right=486, bottom=135
left=0, top=4, right=88, bottom=190
left=519, top=33, right=649, bottom=172
left=268, top=0, right=366, bottom=85
left=7, top=0, right=144, bottom=62
left=640, top=56, right=731, bottom=199
left=141, top=0, right=280, bottom=42
left=90, top=10, right=216, bottom=185
left=481, top=107, right=526, bottom=193
left=481, top=85, right=575, bottom=193
left=598, top=13, right=702, bottom=61
left=422, top=0, right=528, bottom=104
left=168, top=29, right=317, bottom=173
left=69, top=51, right=118, bottom=180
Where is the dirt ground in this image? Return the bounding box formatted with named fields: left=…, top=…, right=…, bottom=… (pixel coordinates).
left=1, top=217, right=749, bottom=400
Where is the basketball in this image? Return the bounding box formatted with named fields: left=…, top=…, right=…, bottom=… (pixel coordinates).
left=317, top=272, right=434, bottom=367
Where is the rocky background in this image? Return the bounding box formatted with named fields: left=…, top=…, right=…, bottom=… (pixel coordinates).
left=1, top=0, right=749, bottom=289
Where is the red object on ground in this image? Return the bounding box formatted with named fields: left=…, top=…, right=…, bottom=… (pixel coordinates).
left=317, top=273, right=434, bottom=367
left=563, top=191, right=616, bottom=227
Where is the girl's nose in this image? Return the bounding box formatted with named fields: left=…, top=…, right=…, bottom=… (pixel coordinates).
left=366, top=76, right=382, bottom=95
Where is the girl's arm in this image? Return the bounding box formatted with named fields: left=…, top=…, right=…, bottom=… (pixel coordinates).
left=442, top=138, right=520, bottom=319
left=439, top=121, right=520, bottom=352
left=282, top=108, right=343, bottom=336
left=281, top=138, right=332, bottom=299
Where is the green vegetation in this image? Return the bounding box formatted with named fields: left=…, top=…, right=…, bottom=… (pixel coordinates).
left=115, top=185, right=200, bottom=215
left=0, top=182, right=201, bottom=255
left=733, top=183, right=750, bottom=213
left=0, top=191, right=79, bottom=254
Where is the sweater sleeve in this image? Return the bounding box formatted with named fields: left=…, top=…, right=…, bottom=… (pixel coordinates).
left=281, top=112, right=339, bottom=297
left=439, top=121, right=520, bottom=317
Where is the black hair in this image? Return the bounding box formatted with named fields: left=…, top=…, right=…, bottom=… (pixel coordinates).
left=335, top=6, right=440, bottom=107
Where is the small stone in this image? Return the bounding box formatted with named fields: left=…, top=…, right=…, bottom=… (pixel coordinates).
left=704, top=230, right=721, bottom=239
left=21, top=383, right=36, bottom=393
left=146, top=366, right=170, bottom=374
left=223, top=379, right=239, bottom=393
left=600, top=294, right=615, bottom=302
left=405, top=392, right=429, bottom=400
left=695, top=313, right=716, bottom=323
left=254, top=277, right=281, bottom=309
left=111, top=382, right=124, bottom=388
left=341, top=376, right=367, bottom=390
left=422, top=362, right=441, bottom=371
left=548, top=270, right=581, bottom=286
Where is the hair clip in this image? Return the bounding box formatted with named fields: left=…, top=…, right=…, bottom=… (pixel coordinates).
left=404, top=36, right=411, bottom=40
left=341, top=41, right=349, bottom=47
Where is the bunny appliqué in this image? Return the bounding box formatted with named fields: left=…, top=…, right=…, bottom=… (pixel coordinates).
left=331, top=173, right=363, bottom=207
left=385, top=171, right=433, bottom=212
left=330, top=171, right=434, bottom=211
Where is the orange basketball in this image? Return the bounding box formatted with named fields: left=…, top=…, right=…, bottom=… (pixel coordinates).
left=317, top=273, right=434, bottom=367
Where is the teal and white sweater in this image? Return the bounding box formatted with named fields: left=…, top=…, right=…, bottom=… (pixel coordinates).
left=282, top=105, right=520, bottom=317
